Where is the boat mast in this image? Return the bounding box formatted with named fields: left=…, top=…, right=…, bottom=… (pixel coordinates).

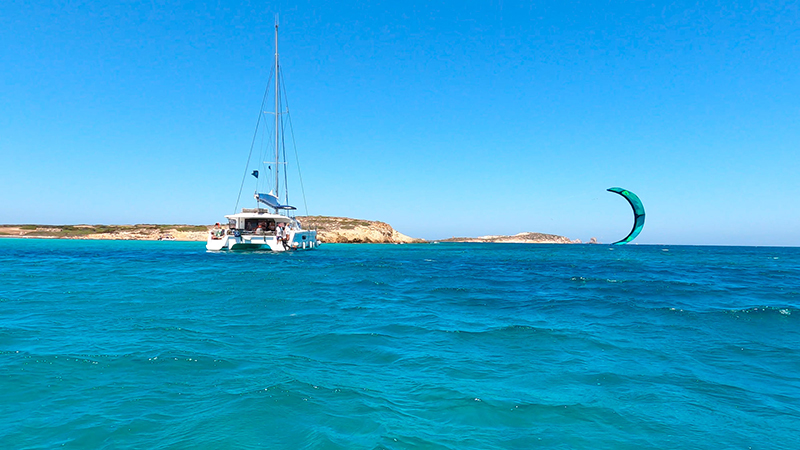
left=274, top=16, right=280, bottom=212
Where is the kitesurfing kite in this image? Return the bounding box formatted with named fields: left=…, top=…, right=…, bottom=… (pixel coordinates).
left=607, top=187, right=645, bottom=245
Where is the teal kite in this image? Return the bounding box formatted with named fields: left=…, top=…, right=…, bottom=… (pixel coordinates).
left=607, top=187, right=645, bottom=245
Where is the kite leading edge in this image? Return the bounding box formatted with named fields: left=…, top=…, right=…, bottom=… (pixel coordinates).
left=607, top=187, right=645, bottom=245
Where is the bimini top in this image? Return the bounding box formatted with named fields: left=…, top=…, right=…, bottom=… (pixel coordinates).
left=255, top=192, right=296, bottom=210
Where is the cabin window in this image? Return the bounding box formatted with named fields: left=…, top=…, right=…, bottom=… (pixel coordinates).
left=243, top=219, right=278, bottom=233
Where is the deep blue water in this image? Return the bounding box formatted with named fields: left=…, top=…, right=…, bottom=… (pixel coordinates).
left=1, top=239, right=799, bottom=449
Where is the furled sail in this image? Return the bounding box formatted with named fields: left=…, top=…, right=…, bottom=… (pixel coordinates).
left=607, top=187, right=645, bottom=245
left=255, top=192, right=296, bottom=210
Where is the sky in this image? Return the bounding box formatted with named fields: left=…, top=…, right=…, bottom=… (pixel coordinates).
left=1, top=0, right=798, bottom=245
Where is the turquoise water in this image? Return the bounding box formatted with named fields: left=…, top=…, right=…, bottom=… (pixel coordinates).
left=1, top=239, right=798, bottom=449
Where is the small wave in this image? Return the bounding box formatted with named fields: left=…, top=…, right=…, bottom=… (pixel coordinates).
left=722, top=306, right=797, bottom=317
left=354, top=279, right=388, bottom=286
left=430, top=287, right=470, bottom=293
left=569, top=276, right=629, bottom=284
left=656, top=305, right=799, bottom=320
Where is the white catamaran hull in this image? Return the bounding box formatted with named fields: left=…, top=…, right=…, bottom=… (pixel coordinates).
left=206, top=230, right=318, bottom=252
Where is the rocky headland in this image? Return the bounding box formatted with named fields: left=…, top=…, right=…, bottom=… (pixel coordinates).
left=296, top=216, right=423, bottom=244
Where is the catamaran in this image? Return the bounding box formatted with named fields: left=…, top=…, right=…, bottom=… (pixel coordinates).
left=207, top=19, right=318, bottom=252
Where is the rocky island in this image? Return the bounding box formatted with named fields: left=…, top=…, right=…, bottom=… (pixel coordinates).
left=440, top=232, right=582, bottom=244
left=1, top=220, right=586, bottom=244
left=0, top=217, right=422, bottom=244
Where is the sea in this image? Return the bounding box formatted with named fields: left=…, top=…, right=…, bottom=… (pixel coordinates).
left=1, top=239, right=798, bottom=450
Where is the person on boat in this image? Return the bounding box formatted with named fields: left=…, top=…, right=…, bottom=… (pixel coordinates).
left=276, top=223, right=289, bottom=249
left=212, top=223, right=223, bottom=239
left=255, top=223, right=265, bottom=235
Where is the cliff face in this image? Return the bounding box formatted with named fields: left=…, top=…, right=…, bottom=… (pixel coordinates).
left=296, top=216, right=423, bottom=244
left=441, top=232, right=580, bottom=244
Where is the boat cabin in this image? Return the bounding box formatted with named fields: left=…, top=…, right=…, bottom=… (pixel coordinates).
left=224, top=209, right=293, bottom=235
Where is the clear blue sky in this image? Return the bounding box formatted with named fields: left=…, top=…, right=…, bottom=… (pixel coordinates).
left=1, top=1, right=798, bottom=245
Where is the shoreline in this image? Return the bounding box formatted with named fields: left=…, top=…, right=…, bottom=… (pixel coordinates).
left=0, top=219, right=582, bottom=244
